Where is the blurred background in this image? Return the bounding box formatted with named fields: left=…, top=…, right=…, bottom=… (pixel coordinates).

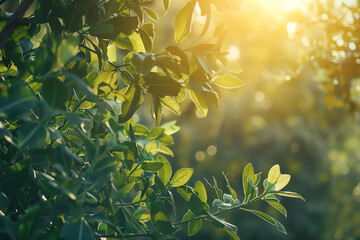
left=3, top=0, right=359, bottom=239
left=137, top=0, right=360, bottom=239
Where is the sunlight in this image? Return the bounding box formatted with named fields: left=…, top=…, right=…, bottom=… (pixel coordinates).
left=281, top=0, right=305, bottom=12
left=226, top=45, right=241, bottom=61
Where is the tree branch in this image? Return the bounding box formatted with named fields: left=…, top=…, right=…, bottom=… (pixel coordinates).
left=0, top=0, right=34, bottom=49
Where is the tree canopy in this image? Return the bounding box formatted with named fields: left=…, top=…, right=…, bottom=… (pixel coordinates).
left=0, top=0, right=305, bottom=240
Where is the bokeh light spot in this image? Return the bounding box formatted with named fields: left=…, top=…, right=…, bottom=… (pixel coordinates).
left=195, top=151, right=206, bottom=161
left=207, top=145, right=217, bottom=156
left=226, top=45, right=241, bottom=61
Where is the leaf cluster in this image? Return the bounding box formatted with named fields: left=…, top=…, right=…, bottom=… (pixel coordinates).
left=0, top=0, right=302, bottom=239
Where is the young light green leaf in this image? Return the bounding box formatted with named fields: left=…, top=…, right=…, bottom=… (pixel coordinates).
left=145, top=141, right=159, bottom=155
left=265, top=199, right=287, bottom=217
left=174, top=0, right=196, bottom=43
left=171, top=168, right=194, bottom=187
left=189, top=89, right=208, bottom=117
left=274, top=191, right=305, bottom=201
left=242, top=163, right=255, bottom=199
left=143, top=7, right=158, bottom=21
left=182, top=209, right=193, bottom=222
left=195, top=181, right=207, bottom=203
left=212, top=75, right=244, bottom=89
left=275, top=174, right=291, bottom=191
left=188, top=219, right=202, bottom=236
left=128, top=32, right=146, bottom=52
left=160, top=96, right=181, bottom=115
left=163, top=0, right=170, bottom=11
left=268, top=164, right=281, bottom=184
left=222, top=172, right=237, bottom=200
left=157, top=155, right=172, bottom=184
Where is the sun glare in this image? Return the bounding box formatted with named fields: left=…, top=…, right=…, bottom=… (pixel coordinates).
left=281, top=0, right=304, bottom=12
left=226, top=45, right=241, bottom=61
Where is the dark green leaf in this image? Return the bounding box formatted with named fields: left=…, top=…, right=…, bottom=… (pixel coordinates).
left=42, top=77, right=70, bottom=109
left=60, top=219, right=94, bottom=240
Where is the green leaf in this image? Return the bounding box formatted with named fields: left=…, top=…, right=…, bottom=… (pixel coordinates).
left=275, top=174, right=291, bottom=191
left=155, top=220, right=176, bottom=235
left=189, top=89, right=208, bottom=117
left=188, top=219, right=202, bottom=236
left=268, top=164, right=281, bottom=184
left=133, top=207, right=151, bottom=222
left=144, top=72, right=182, bottom=97
left=222, top=172, right=237, bottom=200
left=42, top=77, right=70, bottom=109
left=242, top=208, right=288, bottom=234
left=163, top=0, right=170, bottom=11
left=89, top=23, right=114, bottom=36
left=273, top=191, right=305, bottom=201
left=274, top=218, right=287, bottom=234
left=145, top=141, right=159, bottom=155
left=17, top=122, right=49, bottom=150
left=160, top=96, right=181, bottom=115
left=189, top=193, right=208, bottom=215
left=212, top=75, right=244, bottom=89
left=153, top=96, right=162, bottom=125
left=143, top=7, right=158, bottom=21
left=242, top=209, right=276, bottom=225
left=195, top=181, right=207, bottom=203
left=204, top=177, right=223, bottom=200
left=131, top=52, right=155, bottom=76
left=222, top=227, right=241, bottom=240
left=166, top=45, right=189, bottom=74
left=265, top=199, right=287, bottom=217
left=147, top=126, right=165, bottom=139
left=128, top=32, right=146, bottom=52
left=174, top=0, right=196, bottom=43
left=213, top=199, right=232, bottom=209
left=18, top=206, right=41, bottom=240
left=0, top=215, right=17, bottom=239
left=60, top=219, right=94, bottom=240
left=64, top=72, right=98, bottom=102
left=141, top=160, right=164, bottom=172
left=177, top=186, right=194, bottom=201
left=161, top=121, right=180, bottom=135
left=171, top=168, right=193, bottom=187
left=157, top=155, right=172, bottom=184
left=158, top=145, right=174, bottom=157
left=150, top=200, right=168, bottom=223
left=118, top=84, right=144, bottom=123
left=242, top=163, right=256, bottom=201
left=208, top=213, right=237, bottom=232
left=0, top=81, right=36, bottom=118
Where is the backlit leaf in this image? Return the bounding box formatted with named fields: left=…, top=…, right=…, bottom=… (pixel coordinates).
left=157, top=155, right=172, bottom=184
left=171, top=168, right=193, bottom=187
left=275, top=174, right=291, bottom=191
left=212, top=75, right=244, bottom=89
left=174, top=0, right=196, bottom=43
left=188, top=220, right=202, bottom=236
left=268, top=164, right=281, bottom=184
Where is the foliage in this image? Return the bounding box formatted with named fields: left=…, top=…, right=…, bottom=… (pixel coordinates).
left=0, top=0, right=303, bottom=239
